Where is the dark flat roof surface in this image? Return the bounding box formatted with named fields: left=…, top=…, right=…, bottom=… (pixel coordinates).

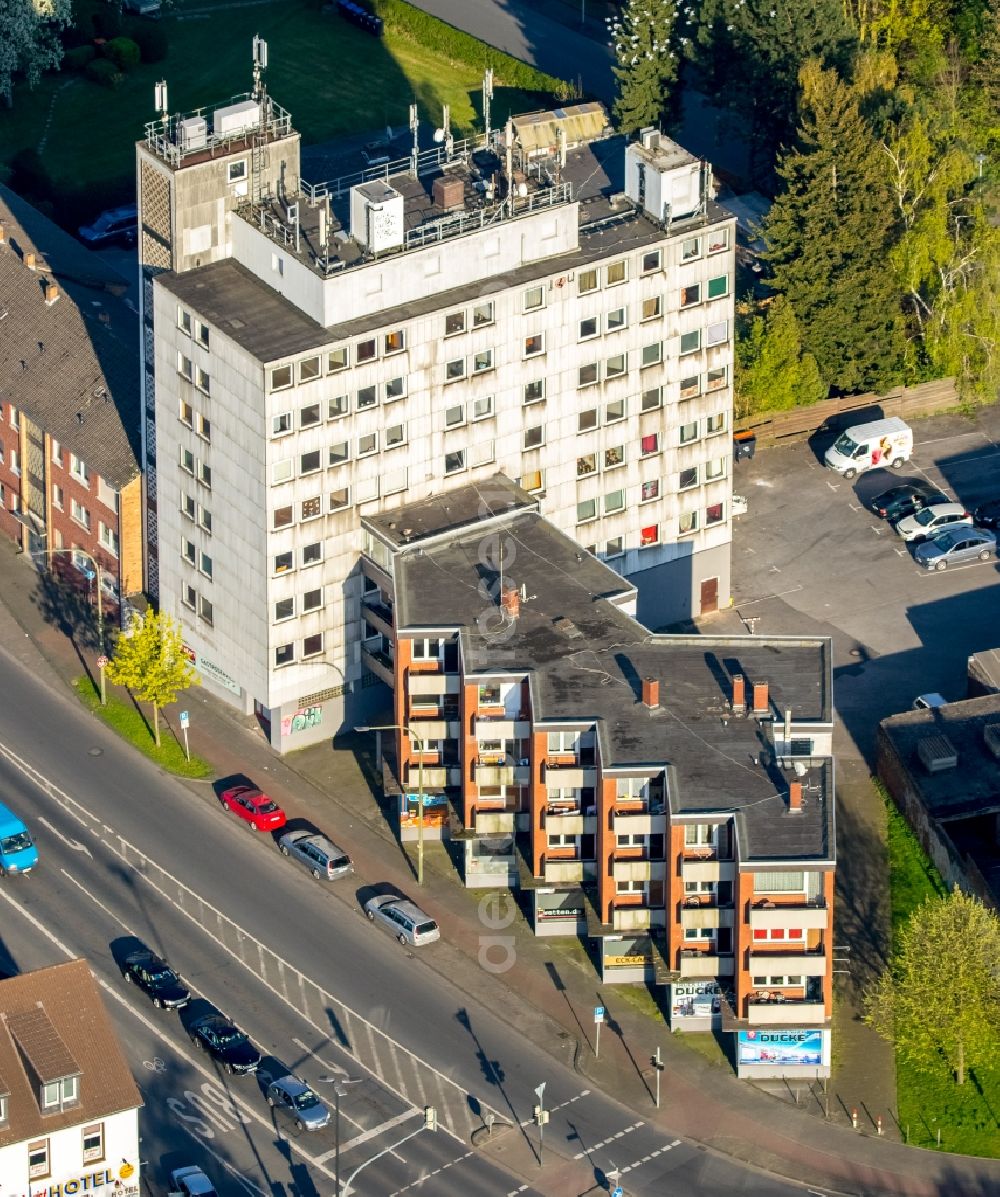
left=384, top=481, right=833, bottom=863
left=156, top=137, right=732, bottom=361
left=880, top=695, right=1000, bottom=819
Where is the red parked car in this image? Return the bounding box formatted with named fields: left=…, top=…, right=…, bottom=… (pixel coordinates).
left=219, top=785, right=287, bottom=832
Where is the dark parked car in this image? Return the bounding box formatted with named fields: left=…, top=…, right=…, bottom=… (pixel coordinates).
left=121, top=948, right=190, bottom=1009
left=77, top=204, right=138, bottom=249
left=188, top=1013, right=260, bottom=1074
left=973, top=499, right=1000, bottom=529
left=870, top=481, right=948, bottom=522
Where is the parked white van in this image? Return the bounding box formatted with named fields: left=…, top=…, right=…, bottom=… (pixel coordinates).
left=824, top=417, right=913, bottom=479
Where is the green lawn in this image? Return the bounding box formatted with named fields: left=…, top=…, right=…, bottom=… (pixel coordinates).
left=880, top=783, right=1000, bottom=1156
left=73, top=676, right=212, bottom=779
left=0, top=0, right=550, bottom=215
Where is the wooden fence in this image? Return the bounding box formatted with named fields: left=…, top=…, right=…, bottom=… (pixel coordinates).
left=734, top=378, right=959, bottom=448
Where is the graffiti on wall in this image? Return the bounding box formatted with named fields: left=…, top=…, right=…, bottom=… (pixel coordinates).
left=281, top=705, right=323, bottom=737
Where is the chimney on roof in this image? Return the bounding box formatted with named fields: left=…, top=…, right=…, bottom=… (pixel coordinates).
left=789, top=781, right=803, bottom=812
left=500, top=580, right=521, bottom=620
left=753, top=680, right=769, bottom=715
left=642, top=676, right=660, bottom=708
left=44, top=282, right=59, bottom=307
left=732, top=673, right=746, bottom=713
left=24, top=251, right=37, bottom=270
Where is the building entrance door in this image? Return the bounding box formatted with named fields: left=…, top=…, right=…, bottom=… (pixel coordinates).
left=699, top=577, right=719, bottom=615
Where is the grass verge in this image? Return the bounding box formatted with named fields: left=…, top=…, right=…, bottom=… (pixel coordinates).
left=73, top=676, right=212, bottom=779
left=878, top=780, right=1000, bottom=1156
left=0, top=0, right=556, bottom=221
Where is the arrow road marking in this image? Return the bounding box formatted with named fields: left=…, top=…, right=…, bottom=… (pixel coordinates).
left=37, top=816, right=92, bottom=856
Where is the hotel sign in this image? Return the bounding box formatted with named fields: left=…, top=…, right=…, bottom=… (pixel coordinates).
left=23, top=1161, right=140, bottom=1196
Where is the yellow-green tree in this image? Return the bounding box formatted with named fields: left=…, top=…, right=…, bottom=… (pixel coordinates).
left=864, top=887, right=1000, bottom=1085
left=106, top=612, right=198, bottom=748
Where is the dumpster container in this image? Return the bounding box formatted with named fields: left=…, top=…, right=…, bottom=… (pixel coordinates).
left=733, top=431, right=756, bottom=461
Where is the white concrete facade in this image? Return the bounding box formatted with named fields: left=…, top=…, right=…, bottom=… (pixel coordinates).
left=144, top=103, right=734, bottom=749
left=1, top=1107, right=140, bottom=1197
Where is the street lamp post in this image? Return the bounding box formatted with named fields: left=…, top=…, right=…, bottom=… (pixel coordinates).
left=318, top=1075, right=363, bottom=1196
left=533, top=1081, right=548, bottom=1164
left=40, top=546, right=106, bottom=703
left=355, top=722, right=427, bottom=886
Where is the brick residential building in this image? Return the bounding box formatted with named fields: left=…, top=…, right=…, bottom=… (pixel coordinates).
left=361, top=475, right=836, bottom=1079
left=136, top=53, right=736, bottom=750
left=0, top=187, right=142, bottom=616
left=0, top=958, right=142, bottom=1196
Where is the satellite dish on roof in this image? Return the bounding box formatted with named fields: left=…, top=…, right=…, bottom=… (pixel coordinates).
left=433, top=128, right=445, bottom=143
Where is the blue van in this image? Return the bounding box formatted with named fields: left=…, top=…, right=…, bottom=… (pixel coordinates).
left=0, top=803, right=38, bottom=876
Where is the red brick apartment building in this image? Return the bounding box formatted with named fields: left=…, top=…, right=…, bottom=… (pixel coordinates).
left=0, top=187, right=142, bottom=611
left=360, top=475, right=836, bottom=1078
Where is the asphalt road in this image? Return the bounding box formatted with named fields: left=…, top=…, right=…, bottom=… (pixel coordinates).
left=731, top=412, right=1000, bottom=761
left=0, top=644, right=815, bottom=1197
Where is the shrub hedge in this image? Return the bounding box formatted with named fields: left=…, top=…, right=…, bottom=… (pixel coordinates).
left=371, top=0, right=571, bottom=99
left=85, top=58, right=125, bottom=88
left=64, top=44, right=97, bottom=71
left=103, top=36, right=142, bottom=72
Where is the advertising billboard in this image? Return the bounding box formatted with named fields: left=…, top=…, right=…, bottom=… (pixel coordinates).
left=669, top=982, right=723, bottom=1026
left=737, top=1029, right=827, bottom=1067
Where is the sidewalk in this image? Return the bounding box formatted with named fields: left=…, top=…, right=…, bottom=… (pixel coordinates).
left=2, top=540, right=998, bottom=1196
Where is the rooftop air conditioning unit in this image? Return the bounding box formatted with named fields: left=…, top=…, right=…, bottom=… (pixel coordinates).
left=349, top=181, right=404, bottom=253
left=983, top=722, right=1000, bottom=761
left=917, top=733, right=958, bottom=774
left=213, top=99, right=260, bottom=139
left=178, top=116, right=208, bottom=152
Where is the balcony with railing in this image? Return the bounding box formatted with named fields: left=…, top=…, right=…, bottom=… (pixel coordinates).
left=679, top=896, right=735, bottom=930
left=474, top=714, right=531, bottom=739
left=361, top=595, right=394, bottom=637
left=403, top=758, right=461, bottom=790
left=746, top=985, right=827, bottom=1025
left=678, top=949, right=735, bottom=978
left=747, top=945, right=828, bottom=976
left=361, top=634, right=394, bottom=686
left=679, top=851, right=736, bottom=883
left=611, top=858, right=666, bottom=884
left=748, top=898, right=829, bottom=930
left=613, top=905, right=666, bottom=932
left=543, top=755, right=596, bottom=788
left=541, top=853, right=595, bottom=884
left=613, top=806, right=666, bottom=837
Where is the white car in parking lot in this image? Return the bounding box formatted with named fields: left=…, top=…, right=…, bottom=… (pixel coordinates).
left=895, top=502, right=972, bottom=543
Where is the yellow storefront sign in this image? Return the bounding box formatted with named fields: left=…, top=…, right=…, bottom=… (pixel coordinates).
left=605, top=954, right=652, bottom=968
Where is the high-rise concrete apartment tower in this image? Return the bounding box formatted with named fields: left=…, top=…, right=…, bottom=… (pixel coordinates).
left=137, top=44, right=737, bottom=751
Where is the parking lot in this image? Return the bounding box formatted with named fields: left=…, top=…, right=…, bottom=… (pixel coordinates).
left=728, top=407, right=1000, bottom=762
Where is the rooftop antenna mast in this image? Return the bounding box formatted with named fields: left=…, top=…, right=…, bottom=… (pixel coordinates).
left=409, top=103, right=420, bottom=178
left=504, top=116, right=514, bottom=210
left=252, top=35, right=268, bottom=104
left=482, top=68, right=494, bottom=144
left=154, top=80, right=169, bottom=131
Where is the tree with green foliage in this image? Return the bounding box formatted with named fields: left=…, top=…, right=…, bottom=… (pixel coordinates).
left=735, top=296, right=827, bottom=416
left=683, top=0, right=856, bottom=169
left=763, top=60, right=905, bottom=393
left=971, top=0, right=1000, bottom=137
left=106, top=612, right=197, bottom=748
left=0, top=0, right=72, bottom=106
left=865, top=887, right=1000, bottom=1085
left=606, top=0, right=678, bottom=136
left=883, top=94, right=1000, bottom=398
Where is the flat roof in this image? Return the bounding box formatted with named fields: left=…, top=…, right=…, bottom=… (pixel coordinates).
left=880, top=694, right=1000, bottom=820
left=156, top=130, right=733, bottom=358
left=380, top=480, right=834, bottom=864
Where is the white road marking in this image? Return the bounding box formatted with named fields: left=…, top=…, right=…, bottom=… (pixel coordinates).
left=0, top=739, right=496, bottom=1143
left=59, top=867, right=130, bottom=929
left=37, top=816, right=92, bottom=855
left=387, top=1148, right=477, bottom=1196
left=0, top=884, right=338, bottom=1184
left=572, top=1121, right=645, bottom=1159
left=316, top=1107, right=421, bottom=1163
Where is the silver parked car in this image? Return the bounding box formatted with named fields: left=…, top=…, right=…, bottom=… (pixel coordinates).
left=266, top=1075, right=331, bottom=1131
left=895, top=501, right=972, bottom=542
left=364, top=894, right=440, bottom=946
left=914, top=526, right=996, bottom=570
left=278, top=830, right=352, bottom=881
